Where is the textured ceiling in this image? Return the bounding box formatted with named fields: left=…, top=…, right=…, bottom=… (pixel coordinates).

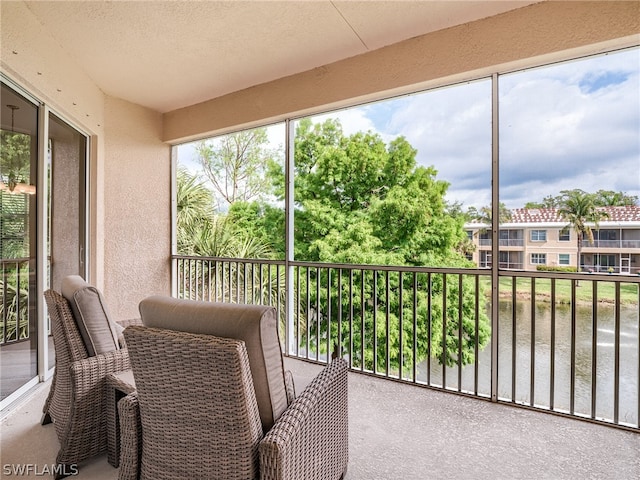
left=22, top=1, right=540, bottom=113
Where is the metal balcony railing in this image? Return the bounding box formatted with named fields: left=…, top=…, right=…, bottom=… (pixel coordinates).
left=174, top=255, right=640, bottom=432
left=582, top=239, right=640, bottom=248
left=1, top=258, right=30, bottom=345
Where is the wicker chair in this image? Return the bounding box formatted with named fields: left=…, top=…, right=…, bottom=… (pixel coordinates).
left=41, top=288, right=141, bottom=478
left=118, top=299, right=348, bottom=480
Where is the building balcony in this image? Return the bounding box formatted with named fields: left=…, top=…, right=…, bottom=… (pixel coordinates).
left=2, top=256, right=639, bottom=478
left=582, top=239, right=640, bottom=249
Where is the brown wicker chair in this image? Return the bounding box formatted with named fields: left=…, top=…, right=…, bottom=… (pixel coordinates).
left=42, top=288, right=141, bottom=478
left=118, top=302, right=348, bottom=480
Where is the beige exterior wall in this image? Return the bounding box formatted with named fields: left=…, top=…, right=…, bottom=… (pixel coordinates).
left=1, top=1, right=171, bottom=320
left=163, top=1, right=640, bottom=143
left=103, top=97, right=170, bottom=319
left=523, top=227, right=574, bottom=269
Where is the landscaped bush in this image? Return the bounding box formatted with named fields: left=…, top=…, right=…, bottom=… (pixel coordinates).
left=536, top=265, right=577, bottom=273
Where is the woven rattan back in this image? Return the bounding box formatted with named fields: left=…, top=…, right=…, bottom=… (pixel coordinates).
left=124, top=326, right=263, bottom=480
left=43, top=289, right=89, bottom=438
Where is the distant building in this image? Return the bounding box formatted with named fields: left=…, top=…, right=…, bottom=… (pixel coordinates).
left=465, top=206, right=640, bottom=274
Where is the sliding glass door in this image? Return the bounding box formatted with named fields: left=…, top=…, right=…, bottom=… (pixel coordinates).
left=0, top=80, right=88, bottom=405
left=0, top=83, right=39, bottom=402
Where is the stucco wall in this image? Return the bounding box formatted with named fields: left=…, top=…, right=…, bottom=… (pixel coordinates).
left=164, top=1, right=640, bottom=143
left=103, top=97, right=170, bottom=319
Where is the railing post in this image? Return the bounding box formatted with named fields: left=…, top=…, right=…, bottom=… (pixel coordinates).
left=490, top=73, right=500, bottom=403
left=284, top=118, right=296, bottom=355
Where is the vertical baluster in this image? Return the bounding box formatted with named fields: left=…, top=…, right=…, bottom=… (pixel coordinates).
left=637, top=283, right=640, bottom=429
left=591, top=280, right=598, bottom=419
left=373, top=270, right=378, bottom=374
left=530, top=277, right=536, bottom=407
left=16, top=263, right=21, bottom=341
left=349, top=269, right=354, bottom=368
left=237, top=261, right=241, bottom=303
left=458, top=274, right=463, bottom=392
left=337, top=269, right=343, bottom=360
left=316, top=266, right=320, bottom=362
left=512, top=276, right=517, bottom=402
left=277, top=264, right=282, bottom=344
left=442, top=272, right=447, bottom=389
left=326, top=268, right=331, bottom=363
left=243, top=262, right=248, bottom=304
left=361, top=269, right=366, bottom=373
left=228, top=261, right=233, bottom=303
left=427, top=272, right=432, bottom=386
left=413, top=272, right=418, bottom=384
left=386, top=270, right=390, bottom=377
left=306, top=267, right=311, bottom=360
left=295, top=266, right=300, bottom=357
left=214, top=261, right=219, bottom=302
left=550, top=278, right=556, bottom=411
left=614, top=281, right=621, bottom=424
left=570, top=279, right=577, bottom=415
left=3, top=262, right=8, bottom=343
left=474, top=274, right=480, bottom=396
left=207, top=260, right=212, bottom=302
left=399, top=271, right=404, bottom=381
left=267, top=264, right=272, bottom=306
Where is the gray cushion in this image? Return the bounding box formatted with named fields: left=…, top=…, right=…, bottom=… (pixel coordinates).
left=61, top=275, right=120, bottom=357
left=139, top=295, right=287, bottom=431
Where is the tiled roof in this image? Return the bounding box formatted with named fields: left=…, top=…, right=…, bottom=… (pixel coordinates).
left=509, top=205, right=640, bottom=224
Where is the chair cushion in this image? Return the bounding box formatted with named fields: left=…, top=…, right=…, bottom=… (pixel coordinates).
left=139, top=295, right=287, bottom=431
left=61, top=275, right=120, bottom=356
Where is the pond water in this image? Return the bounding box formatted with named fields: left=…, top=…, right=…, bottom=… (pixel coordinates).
left=421, top=299, right=639, bottom=426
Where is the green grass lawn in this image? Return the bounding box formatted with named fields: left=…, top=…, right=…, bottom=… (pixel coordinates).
left=479, top=276, right=640, bottom=305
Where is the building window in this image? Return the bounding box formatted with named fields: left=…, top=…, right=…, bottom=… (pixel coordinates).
left=559, top=228, right=570, bottom=242
left=530, top=230, right=547, bottom=242
left=558, top=253, right=570, bottom=265
left=531, top=253, right=546, bottom=265
left=480, top=251, right=492, bottom=268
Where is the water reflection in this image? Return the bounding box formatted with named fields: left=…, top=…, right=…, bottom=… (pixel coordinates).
left=420, top=299, right=639, bottom=427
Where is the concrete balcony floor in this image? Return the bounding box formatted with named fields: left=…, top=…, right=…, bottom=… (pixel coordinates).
left=2, top=357, right=639, bottom=479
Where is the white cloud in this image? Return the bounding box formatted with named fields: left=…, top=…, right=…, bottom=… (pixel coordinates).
left=325, top=48, right=639, bottom=210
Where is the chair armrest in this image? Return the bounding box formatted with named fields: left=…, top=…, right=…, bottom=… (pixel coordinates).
left=259, top=359, right=348, bottom=480
left=117, top=318, right=143, bottom=328
left=117, top=392, right=141, bottom=480
left=70, top=348, right=132, bottom=396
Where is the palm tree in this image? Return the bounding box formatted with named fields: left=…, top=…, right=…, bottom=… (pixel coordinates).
left=468, top=202, right=512, bottom=237
left=556, top=189, right=609, bottom=274
left=176, top=167, right=282, bottom=304
left=176, top=168, right=216, bottom=254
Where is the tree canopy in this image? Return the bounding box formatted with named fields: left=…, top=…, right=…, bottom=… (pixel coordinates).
left=525, top=189, right=638, bottom=209
left=270, top=118, right=490, bottom=368
left=556, top=189, right=609, bottom=273
left=195, top=128, right=281, bottom=207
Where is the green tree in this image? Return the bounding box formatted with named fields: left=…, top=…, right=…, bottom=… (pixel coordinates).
left=195, top=128, right=281, bottom=207
left=525, top=190, right=638, bottom=209
left=176, top=168, right=282, bottom=305
left=593, top=189, right=638, bottom=207
left=466, top=202, right=512, bottom=240
left=524, top=195, right=559, bottom=209
left=557, top=189, right=609, bottom=274
left=271, top=118, right=490, bottom=369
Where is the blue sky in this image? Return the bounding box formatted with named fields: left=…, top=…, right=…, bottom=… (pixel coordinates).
left=179, top=47, right=639, bottom=211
